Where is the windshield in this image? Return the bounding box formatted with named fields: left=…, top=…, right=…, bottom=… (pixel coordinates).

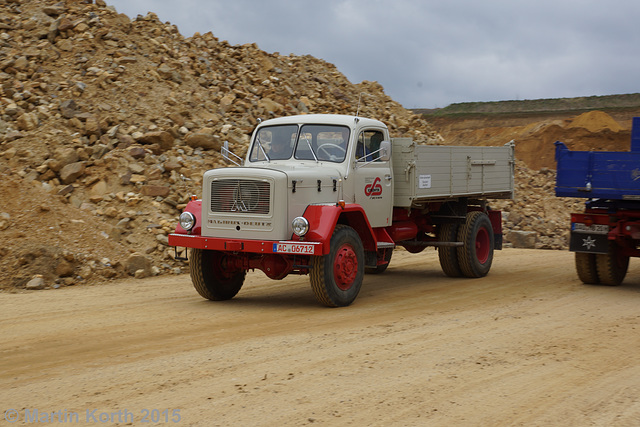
left=249, top=124, right=298, bottom=161
left=295, top=125, right=349, bottom=162
left=249, top=124, right=350, bottom=163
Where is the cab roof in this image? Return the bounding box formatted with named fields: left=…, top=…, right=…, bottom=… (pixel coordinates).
left=256, top=114, right=387, bottom=130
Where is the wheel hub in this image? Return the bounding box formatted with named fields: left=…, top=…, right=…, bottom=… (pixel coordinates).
left=334, top=244, right=358, bottom=290
left=475, top=227, right=490, bottom=263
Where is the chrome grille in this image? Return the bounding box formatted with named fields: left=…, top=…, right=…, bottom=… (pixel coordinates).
left=210, top=179, right=271, bottom=214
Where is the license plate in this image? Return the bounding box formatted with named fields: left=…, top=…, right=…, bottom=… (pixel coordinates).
left=572, top=223, right=609, bottom=234
left=273, top=242, right=316, bottom=254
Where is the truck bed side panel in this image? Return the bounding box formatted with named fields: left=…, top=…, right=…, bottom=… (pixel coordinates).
left=555, top=142, right=640, bottom=200
left=392, top=139, right=515, bottom=207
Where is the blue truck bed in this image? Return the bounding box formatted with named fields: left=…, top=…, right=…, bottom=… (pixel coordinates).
left=555, top=117, right=640, bottom=200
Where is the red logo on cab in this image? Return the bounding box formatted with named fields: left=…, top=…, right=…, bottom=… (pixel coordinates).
left=364, top=177, right=382, bottom=196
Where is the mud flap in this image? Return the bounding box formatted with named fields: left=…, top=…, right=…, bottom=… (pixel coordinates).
left=570, top=232, right=609, bottom=254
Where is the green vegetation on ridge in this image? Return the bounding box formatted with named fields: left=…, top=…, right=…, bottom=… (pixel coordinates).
left=413, top=93, right=640, bottom=117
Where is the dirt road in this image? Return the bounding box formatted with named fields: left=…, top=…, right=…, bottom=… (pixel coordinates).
left=2, top=248, right=639, bottom=426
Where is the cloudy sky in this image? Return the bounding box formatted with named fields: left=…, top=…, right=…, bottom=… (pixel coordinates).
left=106, top=0, right=640, bottom=109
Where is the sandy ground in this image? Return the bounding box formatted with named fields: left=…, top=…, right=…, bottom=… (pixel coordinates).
left=2, top=248, right=640, bottom=426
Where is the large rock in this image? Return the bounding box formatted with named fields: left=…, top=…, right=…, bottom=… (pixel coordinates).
left=219, top=93, right=236, bottom=111
left=59, top=100, right=79, bottom=119
left=25, top=276, right=45, bottom=290
left=84, top=116, right=100, bottom=135
left=49, top=147, right=79, bottom=172
left=137, top=131, right=174, bottom=152
left=185, top=132, right=221, bottom=150
left=125, top=253, right=152, bottom=276
left=506, top=230, right=538, bottom=249
left=157, top=64, right=182, bottom=83
left=128, top=146, right=146, bottom=159
left=59, top=161, right=86, bottom=184
left=0, top=212, right=10, bottom=230
left=55, top=259, right=74, bottom=277
left=16, top=112, right=39, bottom=130
left=43, top=5, right=66, bottom=16
left=258, top=98, right=284, bottom=114
left=90, top=180, right=109, bottom=198
left=140, top=185, right=171, bottom=197
left=56, top=39, right=74, bottom=52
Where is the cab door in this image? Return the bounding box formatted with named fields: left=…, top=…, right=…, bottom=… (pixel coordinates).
left=352, top=128, right=393, bottom=227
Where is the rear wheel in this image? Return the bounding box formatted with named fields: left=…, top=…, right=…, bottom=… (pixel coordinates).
left=596, top=244, right=629, bottom=286
left=189, top=248, right=246, bottom=300
left=457, top=211, right=494, bottom=278
left=438, top=223, right=462, bottom=277
left=310, top=225, right=364, bottom=307
left=575, top=252, right=600, bottom=284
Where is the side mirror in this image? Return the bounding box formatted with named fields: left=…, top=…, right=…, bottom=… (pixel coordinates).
left=222, top=140, right=244, bottom=166
left=378, top=140, right=391, bottom=161
left=222, top=140, right=231, bottom=162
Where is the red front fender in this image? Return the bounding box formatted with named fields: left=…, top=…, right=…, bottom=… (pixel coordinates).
left=295, top=204, right=377, bottom=254
left=173, top=199, right=202, bottom=235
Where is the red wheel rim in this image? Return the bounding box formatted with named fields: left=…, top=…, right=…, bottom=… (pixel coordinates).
left=333, top=244, right=358, bottom=290
left=475, top=227, right=490, bottom=264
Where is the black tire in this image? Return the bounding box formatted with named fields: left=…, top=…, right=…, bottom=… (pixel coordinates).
left=189, top=248, right=246, bottom=300
left=596, top=244, right=629, bottom=286
left=365, top=248, right=393, bottom=274
left=575, top=252, right=600, bottom=284
left=457, top=211, right=494, bottom=278
left=438, top=223, right=463, bottom=277
left=310, top=225, right=364, bottom=307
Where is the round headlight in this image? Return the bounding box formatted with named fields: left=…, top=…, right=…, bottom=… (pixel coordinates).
left=179, top=212, right=196, bottom=231
left=292, top=216, right=309, bottom=237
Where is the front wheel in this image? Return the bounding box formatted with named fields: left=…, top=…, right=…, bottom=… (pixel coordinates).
left=457, top=211, right=494, bottom=278
left=189, top=249, right=246, bottom=300
left=310, top=225, right=364, bottom=307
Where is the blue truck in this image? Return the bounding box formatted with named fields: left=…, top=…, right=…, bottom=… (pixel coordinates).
left=555, top=116, right=640, bottom=285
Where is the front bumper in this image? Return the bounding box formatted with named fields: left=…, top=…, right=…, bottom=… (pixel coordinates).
left=168, top=234, right=324, bottom=255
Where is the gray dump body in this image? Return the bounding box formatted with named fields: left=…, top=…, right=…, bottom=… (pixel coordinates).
left=391, top=138, right=515, bottom=208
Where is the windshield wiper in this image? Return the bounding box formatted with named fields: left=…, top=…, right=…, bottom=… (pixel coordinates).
left=302, top=133, right=318, bottom=162
left=255, top=134, right=270, bottom=162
